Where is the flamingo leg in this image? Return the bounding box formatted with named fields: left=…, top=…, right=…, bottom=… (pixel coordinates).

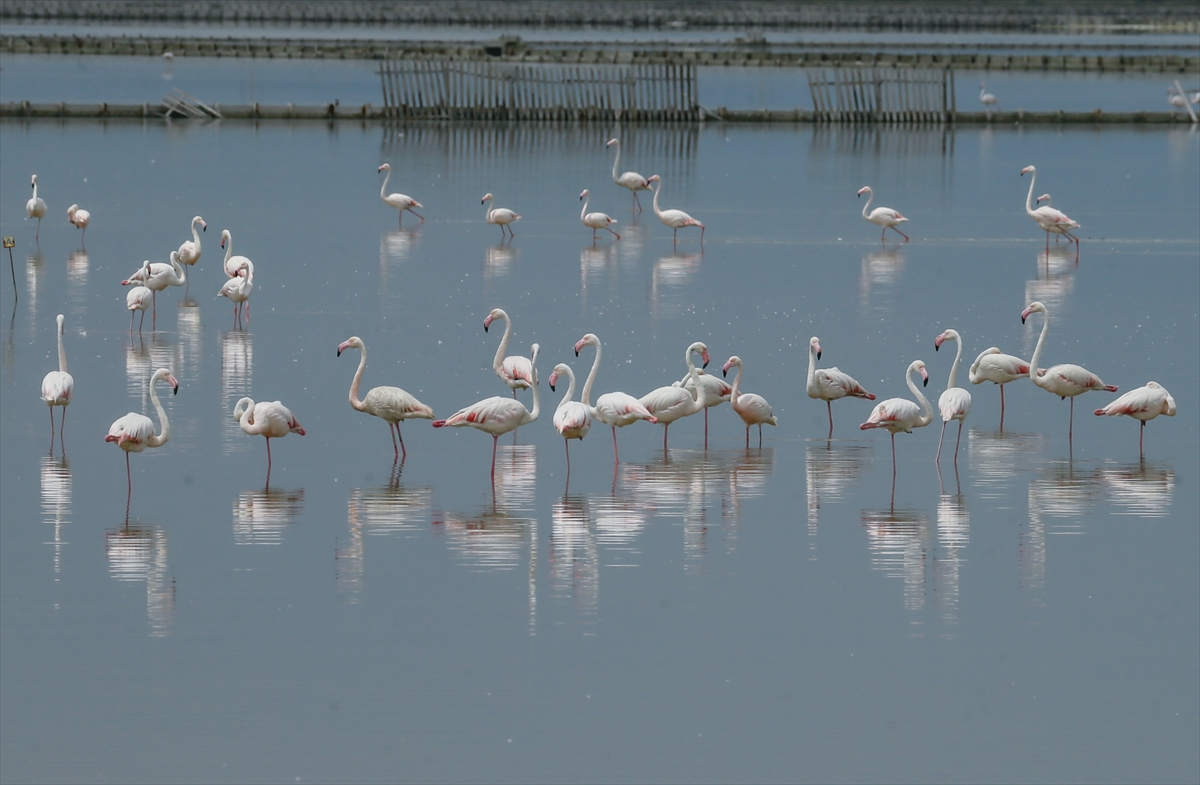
left=564, top=438, right=571, bottom=476
left=126, top=451, right=133, bottom=496
left=412, top=210, right=424, bottom=223
left=389, top=422, right=400, bottom=460
left=151, top=290, right=157, bottom=329
left=999, top=383, right=1006, bottom=429
left=891, top=226, right=909, bottom=242
left=745, top=425, right=750, bottom=449
left=1139, top=420, right=1145, bottom=456
left=1068, top=397, right=1074, bottom=443
left=663, top=422, right=669, bottom=451
left=632, top=191, right=641, bottom=212
left=891, top=432, right=898, bottom=477
left=704, top=408, right=709, bottom=449
left=827, top=401, right=834, bottom=439
left=490, top=434, right=499, bottom=476
left=48, top=407, right=55, bottom=453
left=59, top=407, right=66, bottom=453
left=129, top=311, right=134, bottom=335
left=607, top=227, right=620, bottom=240
left=611, top=426, right=620, bottom=464
left=138, top=310, right=145, bottom=333
left=954, top=420, right=963, bottom=464
left=265, top=437, right=273, bottom=485
left=397, top=423, right=407, bottom=461
left=758, top=424, right=764, bottom=448
left=936, top=420, right=947, bottom=464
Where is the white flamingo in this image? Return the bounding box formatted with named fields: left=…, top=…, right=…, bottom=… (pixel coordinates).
left=27, top=174, right=47, bottom=241
left=484, top=308, right=534, bottom=396
left=217, top=264, right=253, bottom=327
left=933, top=329, right=973, bottom=465
left=579, top=189, right=620, bottom=242
left=378, top=163, right=424, bottom=227
left=857, top=186, right=909, bottom=243
left=234, top=397, right=306, bottom=482
left=67, top=204, right=91, bottom=245
left=106, top=368, right=178, bottom=495
left=121, top=253, right=186, bottom=326
left=575, top=333, right=658, bottom=463
left=40, top=313, right=74, bottom=453
left=219, top=229, right=254, bottom=278
left=1094, top=381, right=1176, bottom=455
left=176, top=215, right=206, bottom=295
left=1034, top=193, right=1081, bottom=249
left=722, top=355, right=777, bottom=448
left=338, top=336, right=434, bottom=461
left=1021, top=166, right=1081, bottom=253
left=549, top=362, right=592, bottom=473
left=481, top=193, right=520, bottom=239
left=979, top=82, right=1000, bottom=114
left=126, top=286, right=153, bottom=334
left=649, top=175, right=704, bottom=245
left=968, top=347, right=1029, bottom=427
left=607, top=138, right=652, bottom=211
left=807, top=336, right=876, bottom=438
left=860, top=360, right=934, bottom=476
left=673, top=368, right=731, bottom=449
left=639, top=342, right=709, bottom=450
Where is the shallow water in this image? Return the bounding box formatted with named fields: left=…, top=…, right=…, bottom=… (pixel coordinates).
left=1, top=119, right=1198, bottom=783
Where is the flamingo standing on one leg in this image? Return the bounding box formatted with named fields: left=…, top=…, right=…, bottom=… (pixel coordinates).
left=121, top=254, right=185, bottom=327
left=549, top=362, right=592, bottom=475
left=378, top=163, right=424, bottom=227
left=106, top=368, right=178, bottom=497
left=649, top=175, right=704, bottom=245
left=176, top=215, right=206, bottom=297
left=807, top=336, right=875, bottom=438
left=1094, top=381, right=1176, bottom=456
left=27, top=175, right=47, bottom=242
left=574, top=333, right=658, bottom=463
left=857, top=186, right=909, bottom=243
left=639, top=342, right=709, bottom=450
left=41, top=313, right=74, bottom=454
left=968, top=347, right=1029, bottom=429
left=1021, top=301, right=1118, bottom=443
left=67, top=204, right=90, bottom=246
left=722, top=355, right=777, bottom=448
left=1021, top=166, right=1081, bottom=255
left=579, top=189, right=620, bottom=242
left=234, top=397, right=306, bottom=484
left=933, top=329, right=972, bottom=465
left=484, top=308, right=534, bottom=397
left=337, top=336, right=434, bottom=461
left=860, top=360, right=934, bottom=477
left=217, top=262, right=253, bottom=328
left=481, top=193, right=520, bottom=240
left=126, top=286, right=152, bottom=334
left=673, top=367, right=731, bottom=449
left=607, top=138, right=652, bottom=211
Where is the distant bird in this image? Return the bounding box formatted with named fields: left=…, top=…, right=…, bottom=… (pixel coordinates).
left=933, top=329, right=972, bottom=465
left=1168, top=89, right=1188, bottom=110
left=549, top=362, right=592, bottom=473
left=337, top=335, right=434, bottom=461
left=378, top=163, right=424, bottom=227
left=481, top=193, right=520, bottom=239
left=673, top=367, right=732, bottom=449
left=575, top=332, right=658, bottom=463
left=857, top=186, right=908, bottom=243
left=126, top=286, right=153, bottom=334
left=40, top=314, right=74, bottom=453
left=217, top=264, right=253, bottom=327
left=1022, top=301, right=1118, bottom=442
left=1021, top=166, right=1081, bottom=253
left=176, top=215, right=206, bottom=295
left=607, top=138, right=652, bottom=211
left=1094, top=381, right=1176, bottom=455
left=806, top=336, right=875, bottom=438
left=640, top=342, right=709, bottom=450
left=968, top=347, right=1030, bottom=428
left=66, top=204, right=90, bottom=244
left=219, top=228, right=253, bottom=278
left=579, top=189, right=620, bottom=242
left=979, top=82, right=1000, bottom=114
left=650, top=175, right=704, bottom=245
left=26, top=174, right=47, bottom=241
left=432, top=344, right=541, bottom=476
left=106, top=368, right=178, bottom=495
left=234, top=397, right=306, bottom=482
left=860, top=360, right=934, bottom=476
left=722, top=355, right=777, bottom=448
left=484, top=308, right=534, bottom=396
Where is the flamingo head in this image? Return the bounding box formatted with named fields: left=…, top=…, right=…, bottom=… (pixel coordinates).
left=1021, top=301, right=1045, bottom=324
left=289, top=416, right=306, bottom=436
left=857, top=186, right=870, bottom=198
left=31, top=175, right=37, bottom=188
left=1036, top=194, right=1052, bottom=205
left=548, top=363, right=570, bottom=392
left=688, top=342, right=710, bottom=370
left=721, top=355, right=741, bottom=378
left=481, top=193, right=494, bottom=204
left=193, top=216, right=207, bottom=232
left=934, top=329, right=958, bottom=350
left=56, top=313, right=65, bottom=335
left=233, top=397, right=254, bottom=423
left=579, top=189, right=588, bottom=200
left=336, top=336, right=362, bottom=357
left=574, top=333, right=598, bottom=357
left=483, top=308, right=505, bottom=332
left=220, top=229, right=230, bottom=250
left=647, top=175, right=661, bottom=186
left=1021, top=165, right=1036, bottom=177
left=378, top=163, right=390, bottom=173
left=810, top=336, right=821, bottom=360
left=916, top=362, right=929, bottom=387
left=606, top=138, right=618, bottom=148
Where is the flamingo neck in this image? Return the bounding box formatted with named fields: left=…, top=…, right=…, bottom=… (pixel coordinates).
left=652, top=181, right=664, bottom=219
left=380, top=167, right=391, bottom=200
left=147, top=374, right=171, bottom=447
left=237, top=398, right=261, bottom=434
left=57, top=322, right=68, bottom=374
left=1028, top=309, right=1050, bottom=389
left=348, top=346, right=368, bottom=412
left=580, top=340, right=601, bottom=406
left=580, top=193, right=589, bottom=222
left=611, top=142, right=620, bottom=182
left=223, top=235, right=233, bottom=269
left=557, top=367, right=577, bottom=411
left=483, top=197, right=493, bottom=223
left=729, top=362, right=743, bottom=403
left=683, top=347, right=703, bottom=410
left=861, top=188, right=874, bottom=219
left=1024, top=169, right=1038, bottom=217
left=526, top=361, right=541, bottom=423
left=191, top=220, right=202, bottom=251
left=947, top=336, right=963, bottom=389
left=492, top=313, right=513, bottom=376
left=906, top=364, right=934, bottom=426
left=806, top=342, right=818, bottom=395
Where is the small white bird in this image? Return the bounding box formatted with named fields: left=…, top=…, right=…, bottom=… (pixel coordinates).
left=1094, top=381, right=1176, bottom=455
left=481, top=193, right=520, bottom=239
left=67, top=204, right=90, bottom=244
left=579, top=189, right=620, bottom=242
left=27, top=175, right=47, bottom=241
left=378, top=163, right=424, bottom=227
left=979, top=82, right=1000, bottom=114
left=607, top=138, right=652, bottom=211
left=41, top=313, right=74, bottom=454
left=722, top=355, right=777, bottom=448
left=857, top=186, right=909, bottom=243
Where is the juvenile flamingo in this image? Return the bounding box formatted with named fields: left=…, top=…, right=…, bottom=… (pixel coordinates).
left=176, top=215, right=206, bottom=295
left=860, top=360, right=934, bottom=477
left=857, top=186, right=908, bottom=243
left=607, top=138, right=652, bottom=211
left=378, top=163, right=424, bottom=226
left=126, top=286, right=153, bottom=334
left=640, top=342, right=709, bottom=450
left=106, top=368, right=178, bottom=495
left=549, top=362, right=592, bottom=473
left=968, top=347, right=1029, bottom=428
left=481, top=193, right=520, bottom=239
left=933, top=329, right=972, bottom=465
left=1094, top=381, right=1176, bottom=455
left=674, top=367, right=732, bottom=448
left=484, top=308, right=534, bottom=396
left=1021, top=301, right=1118, bottom=442
left=1021, top=166, right=1080, bottom=253
left=217, top=264, right=253, bottom=327
left=234, top=397, right=306, bottom=482
left=806, top=336, right=876, bottom=438
left=27, top=175, right=47, bottom=241
left=579, top=189, right=620, bottom=242
left=722, top=355, right=777, bottom=448
left=219, top=229, right=254, bottom=278
left=40, top=314, right=74, bottom=453
left=575, top=333, right=658, bottom=463
left=337, top=335, right=434, bottom=461
left=67, top=204, right=91, bottom=245
left=649, top=175, right=704, bottom=245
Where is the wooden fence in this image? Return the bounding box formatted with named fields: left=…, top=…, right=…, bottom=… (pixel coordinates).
left=807, top=68, right=955, bottom=123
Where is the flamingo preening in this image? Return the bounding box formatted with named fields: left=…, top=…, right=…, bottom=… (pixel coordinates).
left=67, top=204, right=90, bottom=245
left=338, top=336, right=434, bottom=461
left=176, top=215, right=206, bottom=296
left=234, top=397, right=306, bottom=484
left=106, top=368, right=178, bottom=497
left=1094, top=381, right=1176, bottom=456
left=484, top=308, right=534, bottom=397
left=860, top=360, right=934, bottom=477
left=549, top=362, right=592, bottom=474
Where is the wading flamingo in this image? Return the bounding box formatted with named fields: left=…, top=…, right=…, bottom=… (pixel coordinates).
left=575, top=333, right=657, bottom=463
left=579, top=189, right=620, bottom=242
left=979, top=82, right=1000, bottom=114
left=1021, top=166, right=1080, bottom=253
left=722, top=355, right=777, bottom=448
left=1021, top=301, right=1118, bottom=442
left=27, top=175, right=47, bottom=241
left=337, top=335, right=434, bottom=461
left=549, top=362, right=592, bottom=474
left=106, top=368, right=178, bottom=495
left=378, top=163, right=424, bottom=227
left=41, top=313, right=74, bottom=453
left=649, top=175, right=704, bottom=245
left=607, top=138, right=651, bottom=211
left=673, top=367, right=731, bottom=449
left=1094, top=381, right=1176, bottom=456
left=860, top=360, right=934, bottom=477
left=219, top=229, right=254, bottom=278
left=67, top=204, right=90, bottom=245
left=807, top=336, right=876, bottom=438
left=484, top=308, right=534, bottom=396
left=933, top=329, right=972, bottom=465
left=640, top=342, right=709, bottom=450
left=857, top=186, right=909, bottom=242
left=217, top=264, right=253, bottom=327
left=1035, top=193, right=1081, bottom=248
left=432, top=344, right=541, bottom=476
left=176, top=215, right=206, bottom=295
left=126, top=286, right=152, bottom=334
left=234, top=397, right=306, bottom=482
left=968, top=347, right=1029, bottom=428
left=122, top=254, right=186, bottom=326
left=481, top=193, right=520, bottom=240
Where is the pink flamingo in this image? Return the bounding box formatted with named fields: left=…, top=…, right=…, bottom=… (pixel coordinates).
left=857, top=186, right=908, bottom=242
left=575, top=333, right=658, bottom=463
left=640, top=342, right=709, bottom=450
left=338, top=335, right=434, bottom=461
left=26, top=175, right=47, bottom=242
left=106, top=368, right=178, bottom=495
left=67, top=204, right=90, bottom=245
left=674, top=367, right=732, bottom=449
left=807, top=336, right=876, bottom=438
left=933, top=329, right=973, bottom=465
left=968, top=347, right=1029, bottom=428
left=860, top=360, right=934, bottom=476
left=484, top=308, right=534, bottom=397
left=219, top=229, right=254, bottom=278
left=1094, top=381, right=1176, bottom=455
left=217, top=262, right=253, bottom=327
left=1021, top=166, right=1080, bottom=254
left=176, top=215, right=206, bottom=296
left=481, top=193, right=520, bottom=239
left=607, top=138, right=651, bottom=211
left=234, top=397, right=306, bottom=483
left=722, top=355, right=777, bottom=448
left=549, top=362, right=592, bottom=474
left=649, top=175, right=704, bottom=245
left=41, top=314, right=74, bottom=453
left=378, top=163, right=424, bottom=226
left=579, top=189, right=620, bottom=242
left=1021, top=301, right=1117, bottom=442
left=121, top=254, right=185, bottom=327
left=126, top=286, right=152, bottom=334
left=432, top=344, right=541, bottom=475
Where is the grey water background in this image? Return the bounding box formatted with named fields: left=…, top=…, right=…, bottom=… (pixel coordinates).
left=1, top=114, right=1198, bottom=783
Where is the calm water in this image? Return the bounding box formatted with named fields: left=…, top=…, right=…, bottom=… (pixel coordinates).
left=1, top=118, right=1198, bottom=784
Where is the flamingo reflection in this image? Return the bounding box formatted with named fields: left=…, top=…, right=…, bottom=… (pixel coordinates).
left=40, top=455, right=71, bottom=576
left=805, top=441, right=871, bottom=540
left=861, top=505, right=930, bottom=612
left=379, top=230, right=420, bottom=294
left=1023, top=247, right=1075, bottom=334
left=858, top=248, right=904, bottom=315
left=650, top=250, right=701, bottom=322
left=934, top=465, right=969, bottom=631
left=220, top=329, right=253, bottom=454
left=1099, top=461, right=1175, bottom=518
left=232, top=486, right=305, bottom=546
left=106, top=520, right=174, bottom=637
left=968, top=428, right=1044, bottom=500
left=549, top=494, right=600, bottom=620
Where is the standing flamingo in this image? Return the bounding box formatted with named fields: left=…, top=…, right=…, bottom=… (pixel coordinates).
left=126, top=285, right=153, bottom=334
left=121, top=254, right=185, bottom=326
left=378, top=163, right=424, bottom=227
left=979, top=82, right=1000, bottom=114
left=579, top=189, right=620, bottom=242
left=41, top=313, right=74, bottom=453
left=649, top=175, right=704, bottom=245
left=860, top=360, right=934, bottom=477
left=484, top=308, right=534, bottom=396
left=432, top=344, right=541, bottom=476
left=549, top=362, right=592, bottom=474
left=1021, top=166, right=1081, bottom=254
left=933, top=329, right=973, bottom=465
left=807, top=336, right=876, bottom=438
left=234, top=397, right=306, bottom=483
left=857, top=186, right=909, bottom=243
left=27, top=175, right=47, bottom=241
left=607, top=138, right=651, bottom=211
left=1021, top=301, right=1118, bottom=442
left=217, top=264, right=253, bottom=327
left=67, top=204, right=91, bottom=245
left=639, top=342, right=709, bottom=450
left=574, top=333, right=657, bottom=462
left=176, top=215, right=206, bottom=296
left=722, top=355, right=777, bottom=448
left=219, top=229, right=254, bottom=278
left=337, top=335, right=434, bottom=461
left=106, top=368, right=178, bottom=495
left=1094, top=381, right=1176, bottom=455
left=968, top=347, right=1029, bottom=428
left=673, top=368, right=731, bottom=449
left=481, top=193, right=520, bottom=240
left=1034, top=193, right=1081, bottom=248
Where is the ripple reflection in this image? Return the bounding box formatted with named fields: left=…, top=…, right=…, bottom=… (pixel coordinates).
left=339, top=462, right=435, bottom=598
left=934, top=467, right=969, bottom=631
left=105, top=520, right=174, bottom=637
left=550, top=493, right=599, bottom=622
left=66, top=249, right=88, bottom=315
left=806, top=441, right=871, bottom=548
left=40, top=455, right=71, bottom=576
left=968, top=428, right=1043, bottom=500
left=651, top=250, right=701, bottom=322
left=220, top=329, right=254, bottom=454
left=861, top=505, right=930, bottom=613
left=858, top=248, right=904, bottom=316
left=1099, top=461, right=1175, bottom=518
left=233, top=486, right=305, bottom=546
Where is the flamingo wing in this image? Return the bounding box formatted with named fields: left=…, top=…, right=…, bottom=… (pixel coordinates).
left=594, top=392, right=657, bottom=426
left=861, top=398, right=921, bottom=432
left=938, top=387, right=973, bottom=422
left=500, top=356, right=534, bottom=389
left=816, top=368, right=874, bottom=400
left=107, top=412, right=155, bottom=450
left=1095, top=383, right=1173, bottom=420
left=554, top=401, right=592, bottom=438
left=436, top=396, right=525, bottom=433
left=363, top=386, right=434, bottom=422
left=733, top=393, right=777, bottom=426
left=41, top=371, right=73, bottom=405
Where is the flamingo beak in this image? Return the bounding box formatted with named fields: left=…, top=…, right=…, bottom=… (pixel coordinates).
left=483, top=316, right=493, bottom=332
left=935, top=334, right=944, bottom=350
left=920, top=369, right=929, bottom=387
left=169, top=375, right=180, bottom=394
left=701, top=350, right=710, bottom=369
left=1021, top=307, right=1032, bottom=323
left=549, top=373, right=558, bottom=391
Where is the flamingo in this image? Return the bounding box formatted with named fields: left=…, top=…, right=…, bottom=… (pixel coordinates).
left=1168, top=89, right=1188, bottom=111
left=378, top=163, right=424, bottom=227
left=1094, top=381, right=1176, bottom=455
left=549, top=362, right=592, bottom=473
left=481, top=193, right=520, bottom=239
left=968, top=347, right=1030, bottom=428
left=121, top=253, right=185, bottom=326
left=1021, top=166, right=1081, bottom=253
left=483, top=308, right=534, bottom=396
left=337, top=335, right=434, bottom=461
left=639, top=342, right=710, bottom=450
left=979, top=82, right=1000, bottom=114
left=673, top=368, right=731, bottom=449
left=67, top=204, right=90, bottom=245
left=857, top=186, right=909, bottom=243
left=722, top=355, right=777, bottom=448
left=41, top=313, right=74, bottom=453
left=234, top=397, right=306, bottom=482
left=579, top=189, right=620, bottom=242
left=806, top=336, right=876, bottom=438
left=126, top=285, right=153, bottom=334
left=217, top=265, right=253, bottom=327
left=860, top=360, right=934, bottom=477
left=649, top=175, right=704, bottom=245
left=219, top=229, right=254, bottom=278
left=574, top=333, right=658, bottom=463
left=176, top=215, right=206, bottom=296
left=1021, top=301, right=1118, bottom=442
left=933, top=329, right=973, bottom=465
left=607, top=138, right=652, bottom=211
left=27, top=175, right=47, bottom=241
left=432, top=343, right=541, bottom=475
left=106, top=368, right=178, bottom=495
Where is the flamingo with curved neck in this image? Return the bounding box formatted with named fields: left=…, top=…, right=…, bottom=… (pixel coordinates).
left=860, top=360, right=934, bottom=477
left=378, top=163, right=424, bottom=226
left=580, top=189, right=620, bottom=242
left=481, top=193, right=520, bottom=239
left=483, top=308, right=533, bottom=396
left=607, top=138, right=651, bottom=211
left=338, top=336, right=434, bottom=461
left=1022, top=166, right=1080, bottom=253
left=549, top=362, right=592, bottom=474
left=857, top=186, right=909, bottom=243
left=639, top=342, right=709, bottom=450
left=219, top=229, right=255, bottom=278
left=807, top=336, right=876, bottom=438
left=649, top=175, right=704, bottom=245
left=218, top=265, right=253, bottom=327
left=934, top=329, right=973, bottom=465
left=574, top=333, right=657, bottom=463
left=106, top=368, right=179, bottom=496
left=176, top=215, right=206, bottom=295
left=722, top=355, right=777, bottom=448
left=234, top=397, right=306, bottom=483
